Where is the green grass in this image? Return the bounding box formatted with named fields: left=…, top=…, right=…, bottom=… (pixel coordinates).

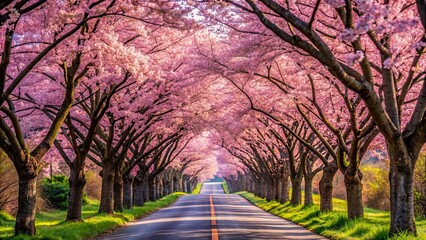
left=191, top=183, right=202, bottom=194
left=221, top=182, right=230, bottom=194
left=237, top=191, right=426, bottom=240
left=0, top=192, right=185, bottom=240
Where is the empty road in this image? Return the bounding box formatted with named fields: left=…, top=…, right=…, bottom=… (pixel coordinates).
left=98, top=182, right=326, bottom=240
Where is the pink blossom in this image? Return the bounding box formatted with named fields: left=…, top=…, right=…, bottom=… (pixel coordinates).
left=346, top=51, right=365, bottom=66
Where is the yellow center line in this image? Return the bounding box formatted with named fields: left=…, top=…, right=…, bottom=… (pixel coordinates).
left=210, top=194, right=219, bottom=240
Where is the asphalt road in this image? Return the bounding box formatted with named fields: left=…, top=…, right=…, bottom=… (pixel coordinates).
left=98, top=182, right=326, bottom=240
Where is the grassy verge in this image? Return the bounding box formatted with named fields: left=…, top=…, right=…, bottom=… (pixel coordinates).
left=221, top=182, right=229, bottom=194
left=191, top=183, right=203, bottom=194
left=237, top=191, right=426, bottom=240
left=0, top=192, right=185, bottom=240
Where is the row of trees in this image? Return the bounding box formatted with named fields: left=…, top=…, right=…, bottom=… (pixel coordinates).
left=0, top=0, right=218, bottom=236
left=189, top=0, right=426, bottom=236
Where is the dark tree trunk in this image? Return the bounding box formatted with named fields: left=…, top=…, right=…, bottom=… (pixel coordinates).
left=290, top=178, right=302, bottom=205
left=123, top=175, right=134, bottom=209
left=114, top=169, right=124, bottom=212
left=255, top=179, right=261, bottom=196
left=344, top=171, right=364, bottom=219
left=148, top=177, right=156, bottom=201
left=174, top=176, right=182, bottom=192
left=143, top=174, right=150, bottom=202
left=66, top=164, right=86, bottom=221
left=133, top=177, right=144, bottom=206
left=319, top=162, right=338, bottom=211
left=266, top=180, right=274, bottom=201
left=15, top=174, right=38, bottom=235
left=99, top=163, right=115, bottom=214
left=280, top=175, right=289, bottom=204
left=186, top=178, right=191, bottom=193
left=304, top=175, right=313, bottom=206
left=261, top=179, right=268, bottom=198
left=275, top=178, right=281, bottom=201
left=157, top=177, right=163, bottom=199
left=389, top=146, right=416, bottom=234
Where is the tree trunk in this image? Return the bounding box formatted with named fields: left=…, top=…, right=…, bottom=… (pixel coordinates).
left=275, top=178, right=282, bottom=201
left=304, top=175, right=313, bottom=206
left=260, top=179, right=267, bottom=198
left=266, top=180, right=274, bottom=201
left=186, top=178, right=191, bottom=193
left=143, top=174, right=149, bottom=202
left=99, top=164, right=115, bottom=214
left=114, top=169, right=124, bottom=212
left=148, top=177, right=156, bottom=201
left=157, top=177, right=163, bottom=199
left=66, top=164, right=86, bottom=221
left=389, top=147, right=416, bottom=234
left=344, top=171, right=364, bottom=219
left=280, top=175, right=289, bottom=204
left=319, top=162, right=338, bottom=212
left=15, top=174, right=38, bottom=235
left=290, top=178, right=302, bottom=205
left=174, top=176, right=182, bottom=192
left=123, top=175, right=134, bottom=209
left=133, top=177, right=144, bottom=206
left=255, top=179, right=261, bottom=196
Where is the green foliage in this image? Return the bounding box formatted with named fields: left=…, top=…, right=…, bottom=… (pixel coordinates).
left=361, top=164, right=390, bottom=211
left=221, top=182, right=230, bottom=194
left=0, top=193, right=185, bottom=239
left=42, top=175, right=69, bottom=210
left=41, top=175, right=88, bottom=210
left=237, top=191, right=426, bottom=240
left=191, top=183, right=202, bottom=194
left=414, top=155, right=426, bottom=218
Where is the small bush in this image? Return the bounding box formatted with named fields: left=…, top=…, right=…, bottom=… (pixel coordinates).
left=42, top=175, right=69, bottom=210
left=41, top=175, right=89, bottom=210
left=0, top=152, right=18, bottom=215
left=414, top=155, right=426, bottom=218
left=362, top=164, right=390, bottom=211
left=84, top=171, right=102, bottom=200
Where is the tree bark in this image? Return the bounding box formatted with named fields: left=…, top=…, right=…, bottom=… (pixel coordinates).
left=99, top=163, right=115, bottom=214
left=275, top=178, right=282, bottom=201
left=15, top=174, right=38, bottom=235
left=173, top=175, right=182, bottom=192
left=389, top=146, right=416, bottom=234
left=143, top=174, right=150, bottom=202
left=266, top=180, right=274, bottom=201
left=123, top=175, right=134, bottom=209
left=133, top=177, right=144, bottom=206
left=66, top=164, right=86, bottom=221
left=148, top=177, right=156, bottom=201
left=319, top=162, right=337, bottom=211
left=344, top=171, right=364, bottom=219
left=280, top=175, right=289, bottom=204
left=113, top=169, right=124, bottom=212
left=290, top=178, right=302, bottom=205
left=304, top=175, right=314, bottom=206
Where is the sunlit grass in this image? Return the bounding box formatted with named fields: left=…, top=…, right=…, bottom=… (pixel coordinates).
left=0, top=192, right=185, bottom=240
left=221, top=182, right=230, bottom=194
left=191, top=183, right=202, bottom=194
left=237, top=191, right=426, bottom=240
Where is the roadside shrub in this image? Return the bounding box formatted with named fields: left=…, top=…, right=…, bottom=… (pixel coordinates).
left=0, top=152, right=18, bottom=215
left=362, top=164, right=390, bottom=211
left=414, top=155, right=426, bottom=218
left=85, top=170, right=102, bottom=200
left=42, top=175, right=88, bottom=210
left=41, top=175, right=69, bottom=210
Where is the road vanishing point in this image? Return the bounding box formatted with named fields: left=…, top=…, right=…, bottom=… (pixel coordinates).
left=98, top=182, right=327, bottom=240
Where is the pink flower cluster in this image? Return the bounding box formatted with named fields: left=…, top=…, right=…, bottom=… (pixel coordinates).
left=346, top=50, right=365, bottom=66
